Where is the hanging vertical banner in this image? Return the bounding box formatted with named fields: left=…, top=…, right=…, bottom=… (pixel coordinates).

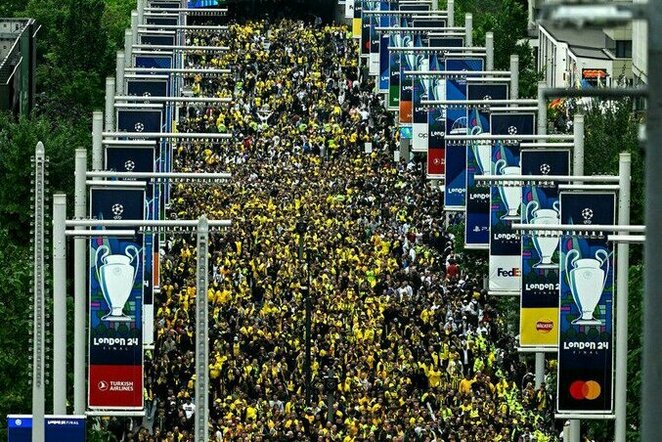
left=134, top=55, right=173, bottom=71
left=378, top=8, right=393, bottom=92
left=353, top=0, right=362, bottom=38
left=345, top=0, right=355, bottom=19
left=488, top=112, right=536, bottom=294
left=117, top=108, right=163, bottom=136
left=369, top=2, right=387, bottom=76
left=425, top=38, right=465, bottom=177
left=140, top=34, right=176, bottom=46
left=410, top=20, right=448, bottom=153
left=360, top=0, right=374, bottom=58
left=464, top=83, right=509, bottom=248
left=519, top=149, right=570, bottom=348
left=126, top=79, right=169, bottom=98
left=558, top=191, right=615, bottom=414
left=104, top=146, right=158, bottom=346
left=443, top=58, right=485, bottom=209
left=88, top=187, right=145, bottom=409
left=397, top=8, right=430, bottom=124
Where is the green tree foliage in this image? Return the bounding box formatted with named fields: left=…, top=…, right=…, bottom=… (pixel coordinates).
left=439, top=0, right=542, bottom=97
left=0, top=229, right=34, bottom=440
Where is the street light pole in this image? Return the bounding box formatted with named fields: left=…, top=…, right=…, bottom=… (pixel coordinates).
left=52, top=193, right=67, bottom=415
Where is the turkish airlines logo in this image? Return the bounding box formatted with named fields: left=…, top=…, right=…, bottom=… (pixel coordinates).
left=98, top=380, right=109, bottom=391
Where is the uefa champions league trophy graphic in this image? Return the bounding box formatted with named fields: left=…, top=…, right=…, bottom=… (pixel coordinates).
left=402, top=36, right=416, bottom=70
left=494, top=159, right=522, bottom=220
left=470, top=125, right=492, bottom=176
left=95, top=244, right=140, bottom=321
left=525, top=201, right=561, bottom=269
left=565, top=248, right=609, bottom=325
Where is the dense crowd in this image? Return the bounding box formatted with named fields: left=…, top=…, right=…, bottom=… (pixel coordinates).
left=123, top=19, right=559, bottom=442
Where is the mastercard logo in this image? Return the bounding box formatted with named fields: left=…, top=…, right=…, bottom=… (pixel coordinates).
left=536, top=320, right=553, bottom=333
left=569, top=380, right=601, bottom=400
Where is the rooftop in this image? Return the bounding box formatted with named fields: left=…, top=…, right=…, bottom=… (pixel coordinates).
left=539, top=20, right=611, bottom=60
left=0, top=19, right=33, bottom=70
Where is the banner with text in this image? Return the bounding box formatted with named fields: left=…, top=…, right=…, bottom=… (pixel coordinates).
left=88, top=187, right=145, bottom=409
left=519, top=149, right=570, bottom=348
left=488, top=112, right=536, bottom=294
left=557, top=191, right=615, bottom=415
left=443, top=58, right=485, bottom=209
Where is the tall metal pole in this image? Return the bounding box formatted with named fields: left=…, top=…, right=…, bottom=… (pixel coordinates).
left=297, top=222, right=311, bottom=406
left=124, top=29, right=133, bottom=69
left=566, top=114, right=585, bottom=442
left=52, top=193, right=67, bottom=415
left=137, top=0, right=145, bottom=26
left=195, top=216, right=209, bottom=442
left=105, top=78, right=115, bottom=132
left=447, top=0, right=454, bottom=27
left=32, top=142, right=46, bottom=442
left=465, top=13, right=473, bottom=47
left=510, top=55, right=519, bottom=100
left=614, top=152, right=631, bottom=442
left=537, top=81, right=547, bottom=135
left=131, top=11, right=138, bottom=45
left=534, top=81, right=546, bottom=391
left=643, top=1, right=662, bottom=439
left=116, top=52, right=125, bottom=96
left=573, top=114, right=585, bottom=179
left=92, top=112, right=103, bottom=171
left=486, top=32, right=494, bottom=71
left=73, top=149, right=87, bottom=415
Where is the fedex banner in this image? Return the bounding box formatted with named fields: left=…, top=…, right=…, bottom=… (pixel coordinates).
left=443, top=58, right=484, bottom=209
left=488, top=112, right=536, bottom=294
left=88, top=187, right=145, bottom=409
left=464, top=83, right=509, bottom=248
left=557, top=191, right=615, bottom=415
left=519, top=149, right=570, bottom=348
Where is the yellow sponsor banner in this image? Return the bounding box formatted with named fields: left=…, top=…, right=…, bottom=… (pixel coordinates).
left=353, top=19, right=362, bottom=38
left=520, top=307, right=559, bottom=347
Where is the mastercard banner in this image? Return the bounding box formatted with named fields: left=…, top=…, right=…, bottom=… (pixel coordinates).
left=519, top=149, right=570, bottom=348
left=557, top=191, right=615, bottom=415
left=352, top=0, right=362, bottom=38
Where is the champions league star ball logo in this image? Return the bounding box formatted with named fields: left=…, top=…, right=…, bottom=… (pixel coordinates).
left=134, top=122, right=145, bottom=132
left=540, top=163, right=551, bottom=175
left=507, top=125, right=518, bottom=135
left=112, top=204, right=124, bottom=220
left=124, top=160, right=135, bottom=172
left=483, top=95, right=492, bottom=101
left=582, top=207, right=594, bottom=224
left=142, top=92, right=151, bottom=97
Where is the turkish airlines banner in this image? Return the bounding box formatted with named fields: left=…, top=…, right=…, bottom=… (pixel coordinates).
left=88, top=187, right=145, bottom=409
left=519, top=149, right=570, bottom=348
left=488, top=112, right=536, bottom=294
left=557, top=191, right=615, bottom=415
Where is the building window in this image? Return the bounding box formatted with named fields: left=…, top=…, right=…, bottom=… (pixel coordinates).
left=615, top=40, right=632, bottom=58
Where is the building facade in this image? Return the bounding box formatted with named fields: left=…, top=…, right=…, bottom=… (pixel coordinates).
left=0, top=18, right=37, bottom=117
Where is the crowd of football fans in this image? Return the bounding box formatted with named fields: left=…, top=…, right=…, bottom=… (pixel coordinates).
left=106, top=19, right=560, bottom=442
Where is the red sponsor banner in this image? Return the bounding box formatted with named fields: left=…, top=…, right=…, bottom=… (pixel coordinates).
left=89, top=365, right=143, bottom=408
left=427, top=147, right=445, bottom=177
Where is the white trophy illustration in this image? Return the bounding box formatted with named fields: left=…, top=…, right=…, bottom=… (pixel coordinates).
left=494, top=159, right=521, bottom=220
left=565, top=248, right=609, bottom=325
left=470, top=125, right=492, bottom=176
left=402, top=36, right=416, bottom=70
left=525, top=200, right=561, bottom=268
left=95, top=244, right=140, bottom=321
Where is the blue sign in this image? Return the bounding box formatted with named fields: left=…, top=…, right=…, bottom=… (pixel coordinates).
left=443, top=58, right=485, bottom=209
left=140, top=34, right=176, bottom=46
left=558, top=192, right=615, bottom=414
left=135, top=55, right=173, bottom=70
left=7, top=415, right=86, bottom=442
left=127, top=79, right=169, bottom=98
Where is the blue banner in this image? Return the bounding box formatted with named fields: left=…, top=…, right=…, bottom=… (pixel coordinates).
left=140, top=34, right=176, bottom=46
left=7, top=415, right=86, bottom=442
left=519, top=149, right=570, bottom=348
left=135, top=55, right=173, bottom=70
left=127, top=79, right=168, bottom=98
left=558, top=192, right=615, bottom=414
left=88, top=187, right=145, bottom=409
left=443, top=58, right=485, bottom=209
left=464, top=83, right=509, bottom=248
left=117, top=109, right=163, bottom=135
left=488, top=112, right=536, bottom=294
left=378, top=4, right=395, bottom=92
